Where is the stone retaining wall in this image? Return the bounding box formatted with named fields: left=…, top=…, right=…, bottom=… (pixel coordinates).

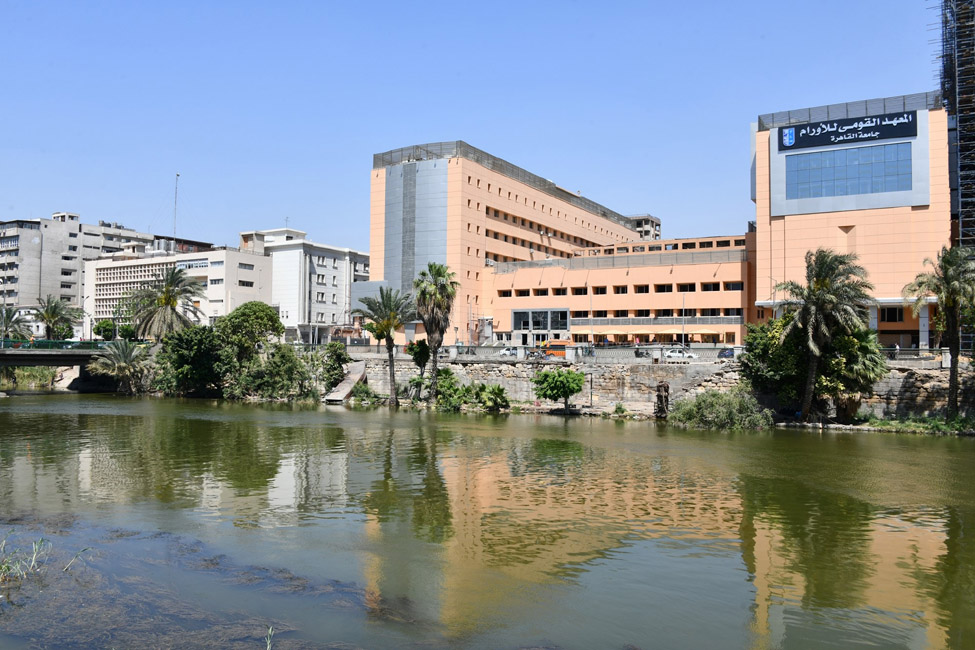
left=359, top=356, right=728, bottom=408
left=861, top=366, right=975, bottom=418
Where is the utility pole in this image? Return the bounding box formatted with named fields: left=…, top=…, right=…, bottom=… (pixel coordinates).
left=173, top=173, right=180, bottom=238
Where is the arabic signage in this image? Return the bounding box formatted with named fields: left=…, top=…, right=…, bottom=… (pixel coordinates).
left=778, top=111, right=917, bottom=152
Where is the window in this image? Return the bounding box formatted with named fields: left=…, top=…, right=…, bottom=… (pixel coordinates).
left=655, top=284, right=673, bottom=293
left=239, top=280, right=254, bottom=287
left=592, top=286, right=607, bottom=295
left=677, top=309, right=696, bottom=317
left=68, top=245, right=78, bottom=251
left=724, top=308, right=743, bottom=316
left=209, top=278, right=224, bottom=285
left=593, top=310, right=608, bottom=318
left=332, top=294, right=337, bottom=304
left=316, top=292, right=326, bottom=302
left=571, top=310, right=589, bottom=318
left=238, top=263, right=254, bottom=270
left=734, top=239, right=746, bottom=246
left=513, top=311, right=530, bottom=329
left=498, top=290, right=512, bottom=297
left=657, top=309, right=673, bottom=317
left=210, top=261, right=224, bottom=267
left=701, top=282, right=719, bottom=292
left=534, top=288, right=548, bottom=296
left=681, top=242, right=696, bottom=249
left=700, top=308, right=721, bottom=317
left=635, top=285, right=649, bottom=294
left=880, top=307, right=904, bottom=322
left=614, top=310, right=628, bottom=317
left=572, top=287, right=587, bottom=295
left=331, top=313, right=337, bottom=323
left=785, top=142, right=912, bottom=200
left=716, top=240, right=730, bottom=248
left=724, top=282, right=744, bottom=291
left=613, top=286, right=628, bottom=294
left=531, top=311, right=548, bottom=330
left=516, top=289, right=530, bottom=297
left=553, top=287, right=567, bottom=296
left=677, top=283, right=696, bottom=292
left=758, top=308, right=767, bottom=319
left=551, top=311, right=568, bottom=330
left=699, top=241, right=713, bottom=248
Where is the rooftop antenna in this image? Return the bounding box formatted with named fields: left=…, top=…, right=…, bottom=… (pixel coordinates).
left=173, top=172, right=180, bottom=237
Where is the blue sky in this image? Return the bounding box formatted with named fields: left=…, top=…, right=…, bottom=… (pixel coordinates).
left=2, top=1, right=935, bottom=250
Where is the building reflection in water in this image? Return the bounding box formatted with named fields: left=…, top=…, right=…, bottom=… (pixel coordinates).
left=1, top=411, right=973, bottom=646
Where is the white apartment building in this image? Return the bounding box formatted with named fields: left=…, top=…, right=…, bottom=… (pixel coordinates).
left=239, top=228, right=369, bottom=344
left=82, top=245, right=271, bottom=337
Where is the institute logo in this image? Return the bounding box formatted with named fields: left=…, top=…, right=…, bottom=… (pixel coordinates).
left=782, top=128, right=795, bottom=147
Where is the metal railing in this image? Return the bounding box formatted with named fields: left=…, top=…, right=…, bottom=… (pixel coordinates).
left=0, top=339, right=108, bottom=350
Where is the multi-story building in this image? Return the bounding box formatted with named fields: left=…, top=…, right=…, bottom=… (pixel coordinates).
left=239, top=228, right=369, bottom=343
left=752, top=92, right=950, bottom=348
left=624, top=214, right=662, bottom=240
left=82, top=244, right=271, bottom=337
left=0, top=211, right=211, bottom=336
left=356, top=141, right=645, bottom=343
left=487, top=234, right=753, bottom=346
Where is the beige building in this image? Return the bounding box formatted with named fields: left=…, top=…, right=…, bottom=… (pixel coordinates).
left=753, top=92, right=950, bottom=347
left=82, top=244, right=271, bottom=336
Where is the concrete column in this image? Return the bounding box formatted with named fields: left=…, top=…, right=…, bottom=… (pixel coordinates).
left=516, top=346, right=526, bottom=361
left=448, top=346, right=458, bottom=360
left=918, top=304, right=929, bottom=349
left=868, top=305, right=878, bottom=330
left=565, top=346, right=576, bottom=362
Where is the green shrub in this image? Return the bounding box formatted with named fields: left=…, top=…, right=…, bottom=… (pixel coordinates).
left=669, top=388, right=773, bottom=430
left=351, top=381, right=376, bottom=401
left=614, top=402, right=627, bottom=415
left=532, top=368, right=585, bottom=411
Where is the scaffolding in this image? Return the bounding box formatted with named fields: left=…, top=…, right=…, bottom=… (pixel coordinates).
left=943, top=0, right=975, bottom=247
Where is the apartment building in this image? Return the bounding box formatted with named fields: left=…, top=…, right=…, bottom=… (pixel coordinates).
left=82, top=245, right=271, bottom=337
left=752, top=92, right=950, bottom=348
left=239, top=228, right=369, bottom=343
left=356, top=141, right=645, bottom=342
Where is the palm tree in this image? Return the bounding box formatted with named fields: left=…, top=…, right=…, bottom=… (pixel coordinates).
left=776, top=248, right=874, bottom=421
left=87, top=339, right=152, bottom=395
left=832, top=328, right=889, bottom=422
left=128, top=267, right=205, bottom=340
left=33, top=295, right=82, bottom=340
left=353, top=287, right=415, bottom=406
left=1, top=305, right=31, bottom=341
left=903, top=245, right=975, bottom=420
left=413, top=263, right=459, bottom=403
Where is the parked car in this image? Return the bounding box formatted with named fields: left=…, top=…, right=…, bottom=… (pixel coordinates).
left=717, top=348, right=735, bottom=359
left=664, top=348, right=698, bottom=360
left=497, top=347, right=518, bottom=357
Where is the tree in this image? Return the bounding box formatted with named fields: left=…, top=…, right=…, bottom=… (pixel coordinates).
left=93, top=319, right=117, bottom=341
left=776, top=249, right=874, bottom=421
left=1, top=305, right=31, bottom=341
left=404, top=339, right=430, bottom=399
left=824, top=328, right=889, bottom=423
left=117, top=324, right=138, bottom=341
left=903, top=245, right=975, bottom=420
left=87, top=340, right=152, bottom=395
left=128, top=267, right=205, bottom=340
left=33, top=295, right=82, bottom=340
left=413, top=263, right=459, bottom=403
left=305, top=341, right=353, bottom=395
left=532, top=368, right=585, bottom=412
left=353, top=287, right=415, bottom=406
left=154, top=325, right=223, bottom=396
left=215, top=301, right=284, bottom=366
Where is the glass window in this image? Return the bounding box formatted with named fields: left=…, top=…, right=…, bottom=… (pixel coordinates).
left=551, top=311, right=568, bottom=330
left=513, top=311, right=529, bottom=330
left=531, top=311, right=548, bottom=330
left=786, top=142, right=911, bottom=200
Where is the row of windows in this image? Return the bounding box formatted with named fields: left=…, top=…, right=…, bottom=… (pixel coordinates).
left=498, top=282, right=743, bottom=297
left=569, top=308, right=743, bottom=318
left=785, top=142, right=912, bottom=200
left=485, top=207, right=598, bottom=249
left=580, top=238, right=746, bottom=257
left=316, top=274, right=339, bottom=286
left=315, top=292, right=339, bottom=304
left=484, top=228, right=570, bottom=258
left=468, top=177, right=626, bottom=242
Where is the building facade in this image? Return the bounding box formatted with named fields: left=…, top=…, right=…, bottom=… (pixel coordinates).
left=752, top=92, right=951, bottom=348
left=82, top=245, right=271, bottom=337
left=357, top=141, right=645, bottom=343
left=240, top=228, right=369, bottom=343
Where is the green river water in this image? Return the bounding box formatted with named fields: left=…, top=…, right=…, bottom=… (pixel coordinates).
left=0, top=394, right=974, bottom=649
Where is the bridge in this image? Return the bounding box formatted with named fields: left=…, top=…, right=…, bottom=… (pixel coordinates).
left=0, top=347, right=103, bottom=367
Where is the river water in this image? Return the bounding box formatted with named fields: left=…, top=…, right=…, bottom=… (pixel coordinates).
left=0, top=394, right=973, bottom=649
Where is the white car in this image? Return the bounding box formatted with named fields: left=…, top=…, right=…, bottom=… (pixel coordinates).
left=497, top=347, right=518, bottom=357
left=664, top=348, right=698, bottom=360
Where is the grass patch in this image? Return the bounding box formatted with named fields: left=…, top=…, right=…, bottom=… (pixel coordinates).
left=860, top=414, right=975, bottom=435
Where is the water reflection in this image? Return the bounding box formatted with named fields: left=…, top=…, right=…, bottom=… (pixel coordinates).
left=1, top=397, right=974, bottom=647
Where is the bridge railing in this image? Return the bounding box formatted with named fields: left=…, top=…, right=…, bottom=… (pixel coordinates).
left=0, top=339, right=108, bottom=350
